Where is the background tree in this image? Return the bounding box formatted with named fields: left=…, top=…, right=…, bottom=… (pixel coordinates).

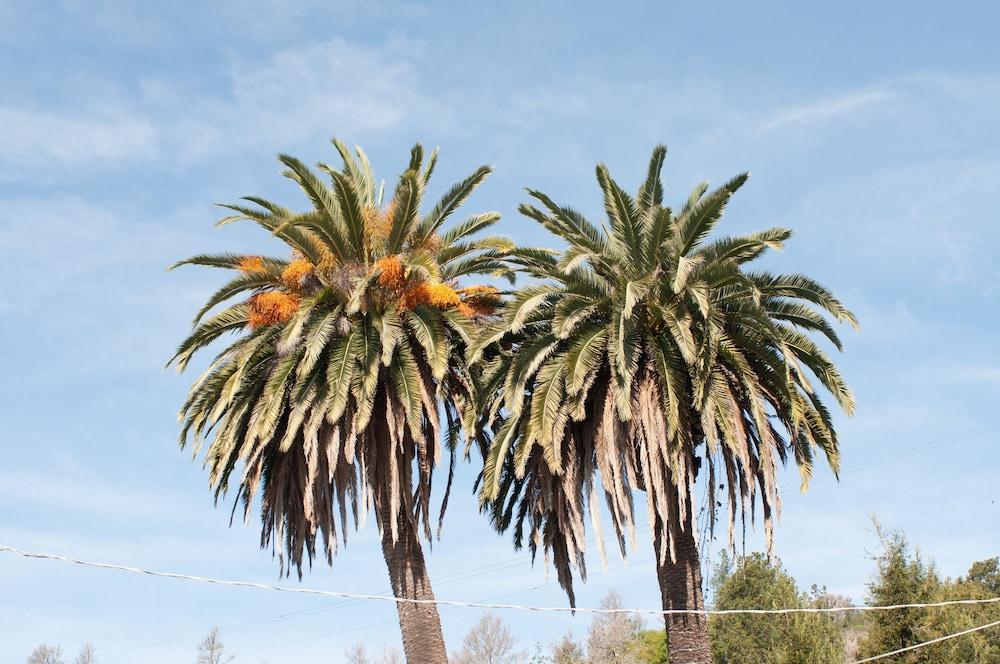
left=586, top=591, right=642, bottom=664
left=171, top=141, right=509, bottom=664
left=630, top=631, right=667, bottom=664
left=450, top=613, right=522, bottom=664
left=549, top=633, right=585, bottom=664
left=919, top=566, right=1000, bottom=662
left=196, top=628, right=234, bottom=664
left=526, top=643, right=550, bottom=663
left=27, top=645, right=64, bottom=664
left=478, top=146, right=855, bottom=663
left=73, top=644, right=97, bottom=664
left=857, top=523, right=1000, bottom=662
left=967, top=557, right=1000, bottom=595
left=345, top=643, right=371, bottom=664
left=856, top=523, right=938, bottom=663
left=708, top=552, right=842, bottom=664
left=810, top=591, right=866, bottom=660
left=376, top=648, right=403, bottom=664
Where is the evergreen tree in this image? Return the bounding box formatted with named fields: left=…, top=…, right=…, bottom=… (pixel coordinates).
left=709, top=552, right=842, bottom=663
left=967, top=557, right=1000, bottom=595
left=858, top=536, right=1000, bottom=663
left=856, top=524, right=938, bottom=663
left=630, top=631, right=667, bottom=664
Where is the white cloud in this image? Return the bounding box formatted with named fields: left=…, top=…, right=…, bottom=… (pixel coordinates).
left=0, top=105, right=157, bottom=179
left=0, top=468, right=193, bottom=523
left=0, top=36, right=435, bottom=179
left=211, top=36, right=433, bottom=151
left=759, top=88, right=894, bottom=132
left=155, top=35, right=440, bottom=165
left=946, top=365, right=1000, bottom=387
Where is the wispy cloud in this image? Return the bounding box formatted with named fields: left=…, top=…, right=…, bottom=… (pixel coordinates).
left=0, top=36, right=435, bottom=180
left=166, top=36, right=439, bottom=161
left=759, top=88, right=894, bottom=132
left=0, top=468, right=194, bottom=523
left=946, top=365, right=1000, bottom=386
left=0, top=105, right=157, bottom=180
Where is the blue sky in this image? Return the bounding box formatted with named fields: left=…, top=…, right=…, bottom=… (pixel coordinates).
left=1, top=1, right=999, bottom=661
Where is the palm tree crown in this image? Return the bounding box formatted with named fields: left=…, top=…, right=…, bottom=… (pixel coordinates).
left=170, top=140, right=509, bottom=575
left=476, top=146, right=856, bottom=603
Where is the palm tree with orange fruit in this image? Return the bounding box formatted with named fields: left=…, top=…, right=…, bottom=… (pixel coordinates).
left=169, top=141, right=508, bottom=664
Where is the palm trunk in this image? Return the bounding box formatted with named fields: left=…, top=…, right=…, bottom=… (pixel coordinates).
left=653, top=515, right=712, bottom=664
left=378, top=503, right=449, bottom=664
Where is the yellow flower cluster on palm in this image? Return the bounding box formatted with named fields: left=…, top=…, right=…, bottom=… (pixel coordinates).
left=424, top=282, right=461, bottom=308
left=376, top=255, right=463, bottom=311
left=363, top=201, right=397, bottom=249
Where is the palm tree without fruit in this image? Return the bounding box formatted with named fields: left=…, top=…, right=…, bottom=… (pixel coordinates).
left=170, top=140, right=510, bottom=664
left=476, top=146, right=855, bottom=663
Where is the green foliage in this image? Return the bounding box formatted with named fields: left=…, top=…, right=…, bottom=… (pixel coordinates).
left=919, top=576, right=1000, bottom=662
left=967, top=557, right=1000, bottom=595
left=857, top=524, right=1000, bottom=663
left=856, top=524, right=939, bottom=662
left=709, top=552, right=843, bottom=664
left=630, top=630, right=667, bottom=664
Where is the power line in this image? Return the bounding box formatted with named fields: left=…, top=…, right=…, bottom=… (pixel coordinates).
left=849, top=618, right=1000, bottom=663
left=97, top=521, right=654, bottom=657
left=804, top=420, right=1000, bottom=490
left=285, top=556, right=656, bottom=645
left=3, top=544, right=999, bottom=618
left=842, top=421, right=999, bottom=472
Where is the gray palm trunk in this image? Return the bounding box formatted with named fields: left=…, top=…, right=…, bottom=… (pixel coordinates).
left=377, top=501, right=448, bottom=664
left=653, top=510, right=712, bottom=664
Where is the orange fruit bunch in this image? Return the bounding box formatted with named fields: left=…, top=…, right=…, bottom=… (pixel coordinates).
left=401, top=281, right=461, bottom=310
left=458, top=285, right=501, bottom=317
left=281, top=258, right=314, bottom=289
left=248, top=291, right=300, bottom=328
left=375, top=255, right=406, bottom=290
left=238, top=256, right=266, bottom=273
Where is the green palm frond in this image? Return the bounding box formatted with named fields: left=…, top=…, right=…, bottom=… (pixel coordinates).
left=476, top=146, right=855, bottom=605
left=415, top=165, right=494, bottom=243
left=170, top=140, right=506, bottom=577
